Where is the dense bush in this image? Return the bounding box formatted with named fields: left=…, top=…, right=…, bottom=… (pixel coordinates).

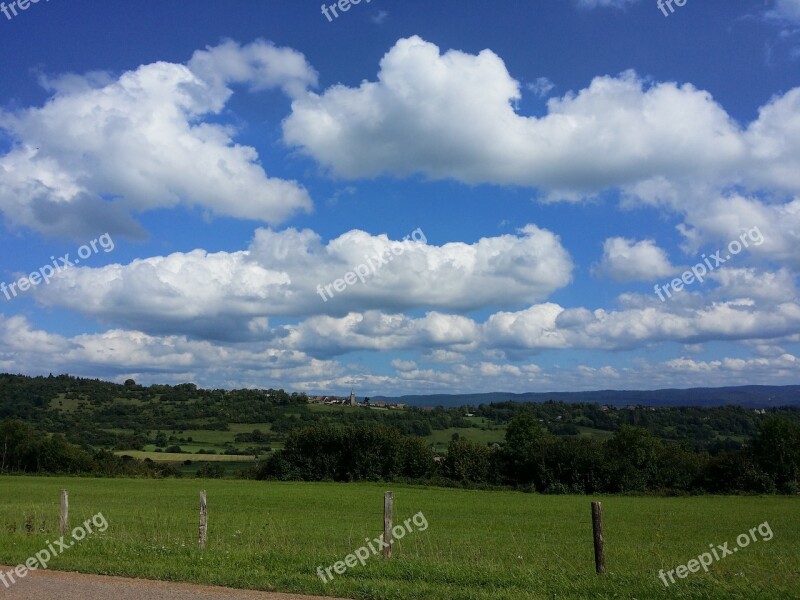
left=256, top=423, right=434, bottom=482
left=195, top=462, right=226, bottom=478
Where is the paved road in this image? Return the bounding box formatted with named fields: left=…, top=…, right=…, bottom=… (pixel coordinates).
left=0, top=566, right=351, bottom=600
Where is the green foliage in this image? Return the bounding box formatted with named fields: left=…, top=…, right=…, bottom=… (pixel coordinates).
left=0, top=419, right=180, bottom=478
left=502, top=413, right=549, bottom=486
left=401, top=435, right=436, bottom=478
left=257, top=423, right=433, bottom=482
left=751, top=417, right=800, bottom=493
left=603, top=425, right=664, bottom=492
left=0, top=419, right=93, bottom=473
left=233, top=429, right=271, bottom=443
left=443, top=439, right=493, bottom=483
left=495, top=418, right=798, bottom=495
left=195, top=462, right=226, bottom=479
left=2, top=373, right=800, bottom=494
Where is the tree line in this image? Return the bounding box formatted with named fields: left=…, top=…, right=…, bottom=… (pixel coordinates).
left=3, top=414, right=799, bottom=494
left=255, top=415, right=800, bottom=494
left=0, top=420, right=180, bottom=478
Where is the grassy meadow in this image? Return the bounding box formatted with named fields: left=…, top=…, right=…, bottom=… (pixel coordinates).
left=116, top=451, right=255, bottom=462
left=1, top=476, right=798, bottom=599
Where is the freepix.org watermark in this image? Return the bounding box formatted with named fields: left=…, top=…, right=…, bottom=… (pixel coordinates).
left=1, top=233, right=114, bottom=301
left=657, top=0, right=688, bottom=17
left=316, top=511, right=428, bottom=584
left=658, top=521, right=773, bottom=587
left=654, top=226, right=764, bottom=302
left=316, top=227, right=426, bottom=303
left=1, top=0, right=50, bottom=22
left=0, top=512, right=108, bottom=589
left=321, top=0, right=375, bottom=23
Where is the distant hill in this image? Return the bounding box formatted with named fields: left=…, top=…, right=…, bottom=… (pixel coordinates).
left=373, top=385, right=800, bottom=408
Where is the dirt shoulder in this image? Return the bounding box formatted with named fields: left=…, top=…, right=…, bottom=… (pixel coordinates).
left=0, top=566, right=352, bottom=600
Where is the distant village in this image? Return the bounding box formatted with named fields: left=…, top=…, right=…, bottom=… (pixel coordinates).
left=308, top=390, right=408, bottom=410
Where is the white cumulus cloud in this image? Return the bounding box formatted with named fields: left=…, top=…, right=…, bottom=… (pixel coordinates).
left=0, top=40, right=316, bottom=238
left=594, top=237, right=677, bottom=281
left=33, top=225, right=573, bottom=340
left=284, top=37, right=800, bottom=203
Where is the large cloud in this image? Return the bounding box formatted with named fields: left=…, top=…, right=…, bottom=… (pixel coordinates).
left=283, top=37, right=800, bottom=203
left=215, top=295, right=800, bottom=358
left=281, top=36, right=800, bottom=198
left=29, top=220, right=800, bottom=353
left=0, top=40, right=315, bottom=238
left=33, top=225, right=573, bottom=339
left=483, top=299, right=800, bottom=351
left=0, top=314, right=334, bottom=388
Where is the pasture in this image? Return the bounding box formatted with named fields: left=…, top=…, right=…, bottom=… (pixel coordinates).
left=1, top=476, right=797, bottom=599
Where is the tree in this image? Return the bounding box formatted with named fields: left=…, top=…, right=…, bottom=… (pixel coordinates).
left=602, top=426, right=663, bottom=492
left=501, top=413, right=549, bottom=487
left=401, top=436, right=435, bottom=478
left=0, top=419, right=38, bottom=472
left=196, top=462, right=225, bottom=479
left=538, top=437, right=604, bottom=494
left=751, top=417, right=800, bottom=493
left=443, top=439, right=494, bottom=484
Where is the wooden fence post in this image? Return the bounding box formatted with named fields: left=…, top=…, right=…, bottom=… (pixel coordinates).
left=199, top=490, right=207, bottom=550
left=591, top=501, right=606, bottom=574
left=59, top=489, right=69, bottom=535
left=383, top=491, right=393, bottom=559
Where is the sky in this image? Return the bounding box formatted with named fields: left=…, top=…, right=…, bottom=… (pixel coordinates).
left=0, top=0, right=799, bottom=395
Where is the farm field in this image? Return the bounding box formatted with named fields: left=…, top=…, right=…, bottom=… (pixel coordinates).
left=105, top=422, right=279, bottom=459
left=113, top=451, right=255, bottom=463
left=1, top=477, right=798, bottom=599
left=574, top=425, right=615, bottom=439
left=424, top=427, right=504, bottom=452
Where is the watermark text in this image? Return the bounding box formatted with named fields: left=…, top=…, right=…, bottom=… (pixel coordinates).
left=654, top=227, right=763, bottom=302
left=1, top=233, right=115, bottom=301
left=316, top=511, right=428, bottom=583
left=0, top=511, right=108, bottom=589
left=658, top=521, right=773, bottom=587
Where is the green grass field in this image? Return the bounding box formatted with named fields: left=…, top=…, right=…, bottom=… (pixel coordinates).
left=1, top=477, right=797, bottom=599
left=574, top=425, right=615, bottom=439
left=113, top=451, right=256, bottom=462
left=425, top=427, right=505, bottom=452
left=104, top=422, right=277, bottom=457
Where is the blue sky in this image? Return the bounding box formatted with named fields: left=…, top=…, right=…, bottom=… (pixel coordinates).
left=0, top=0, right=799, bottom=394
